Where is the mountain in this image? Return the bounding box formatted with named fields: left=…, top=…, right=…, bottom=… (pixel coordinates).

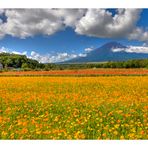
left=64, top=42, right=148, bottom=63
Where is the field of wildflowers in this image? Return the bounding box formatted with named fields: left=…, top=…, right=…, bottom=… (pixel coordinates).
left=0, top=76, right=148, bottom=139
left=1, top=68, right=148, bottom=76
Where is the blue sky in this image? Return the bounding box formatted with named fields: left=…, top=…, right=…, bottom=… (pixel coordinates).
left=0, top=9, right=148, bottom=63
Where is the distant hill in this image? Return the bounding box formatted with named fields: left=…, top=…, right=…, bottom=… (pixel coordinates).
left=64, top=42, right=148, bottom=63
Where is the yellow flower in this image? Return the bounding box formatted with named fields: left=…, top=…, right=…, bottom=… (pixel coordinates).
left=100, top=119, right=103, bottom=123
left=2, top=131, right=7, bottom=136
left=113, top=131, right=118, bottom=136
left=97, top=123, right=100, bottom=127
left=36, top=131, right=41, bottom=135
left=114, top=124, right=120, bottom=129
left=120, top=135, right=125, bottom=140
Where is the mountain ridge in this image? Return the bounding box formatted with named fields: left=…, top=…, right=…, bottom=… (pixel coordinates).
left=64, top=42, right=148, bottom=63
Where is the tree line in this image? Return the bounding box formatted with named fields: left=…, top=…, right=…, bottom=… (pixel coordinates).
left=0, top=52, right=148, bottom=71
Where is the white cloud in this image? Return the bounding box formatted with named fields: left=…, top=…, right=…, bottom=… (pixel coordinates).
left=0, top=9, right=86, bottom=39
left=78, top=53, right=87, bottom=57
left=0, top=9, right=4, bottom=15
left=143, top=42, right=148, bottom=47
left=75, top=9, right=148, bottom=42
left=29, top=50, right=88, bottom=63
left=56, top=9, right=86, bottom=27
left=0, top=46, right=27, bottom=55
left=75, top=9, right=144, bottom=39
left=0, top=11, right=3, bottom=24
left=0, top=9, right=64, bottom=38
left=84, top=47, right=94, bottom=52
left=29, top=51, right=79, bottom=63
left=12, top=51, right=27, bottom=55
left=0, top=46, right=8, bottom=53
left=0, top=9, right=147, bottom=42
left=128, top=27, right=148, bottom=41
left=0, top=46, right=86, bottom=63
left=112, top=46, right=148, bottom=53
left=30, top=51, right=50, bottom=63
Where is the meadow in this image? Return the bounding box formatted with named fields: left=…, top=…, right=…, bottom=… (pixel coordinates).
left=0, top=76, right=148, bottom=139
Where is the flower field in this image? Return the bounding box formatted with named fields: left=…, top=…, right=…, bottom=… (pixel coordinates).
left=0, top=76, right=148, bottom=139
left=1, top=68, right=148, bottom=76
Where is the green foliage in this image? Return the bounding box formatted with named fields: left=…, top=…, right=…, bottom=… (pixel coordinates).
left=0, top=52, right=41, bottom=70
left=48, top=59, right=148, bottom=70
left=21, top=63, right=29, bottom=69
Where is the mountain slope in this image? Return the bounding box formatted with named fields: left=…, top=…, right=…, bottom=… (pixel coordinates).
left=64, top=42, right=148, bottom=63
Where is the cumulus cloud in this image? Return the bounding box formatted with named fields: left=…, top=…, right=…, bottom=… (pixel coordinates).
left=29, top=50, right=87, bottom=63
left=0, top=46, right=8, bottom=53
left=78, top=53, right=87, bottom=57
left=30, top=51, right=50, bottom=63
left=75, top=9, right=144, bottom=39
left=128, top=28, right=148, bottom=41
left=0, top=10, right=4, bottom=25
left=84, top=47, right=94, bottom=52
left=0, top=46, right=28, bottom=55
left=143, top=42, right=148, bottom=47
left=12, top=51, right=27, bottom=55
left=0, top=9, right=64, bottom=38
left=112, top=46, right=148, bottom=53
left=0, top=9, right=86, bottom=39
left=56, top=9, right=86, bottom=27
left=29, top=51, right=88, bottom=63
left=0, top=46, right=86, bottom=63
left=0, top=9, right=4, bottom=15
left=29, top=51, right=83, bottom=63
left=0, top=9, right=147, bottom=42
